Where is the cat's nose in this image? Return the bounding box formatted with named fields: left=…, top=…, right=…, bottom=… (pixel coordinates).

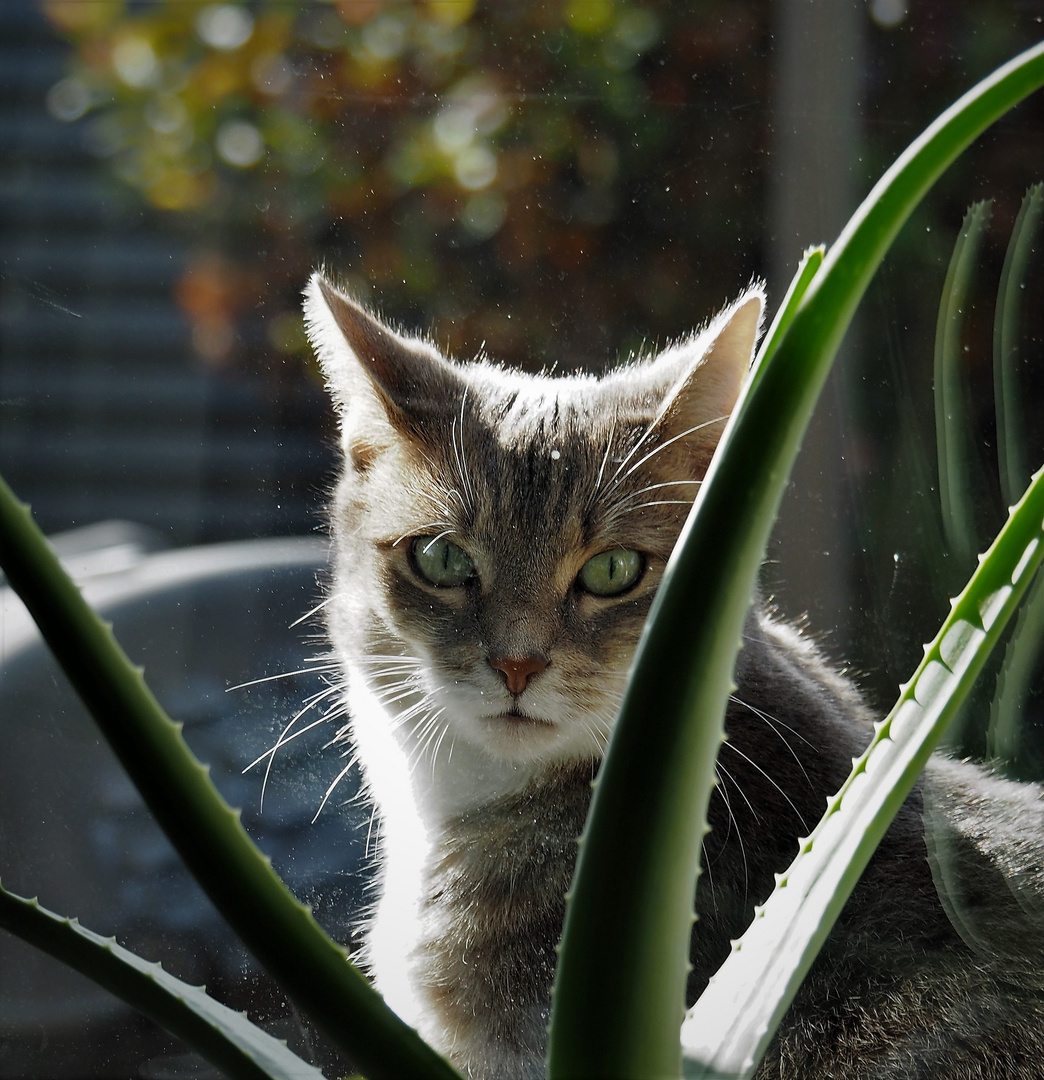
left=489, top=654, right=549, bottom=695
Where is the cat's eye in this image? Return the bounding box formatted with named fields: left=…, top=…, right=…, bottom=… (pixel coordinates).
left=577, top=548, right=644, bottom=597
left=412, top=536, right=476, bottom=588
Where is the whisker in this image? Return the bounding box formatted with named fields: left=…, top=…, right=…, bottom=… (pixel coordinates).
left=731, top=695, right=816, bottom=751
left=720, top=740, right=808, bottom=832
left=593, top=418, right=617, bottom=497
left=421, top=529, right=455, bottom=553
left=730, top=694, right=815, bottom=788
left=429, top=716, right=452, bottom=773
left=715, top=759, right=759, bottom=824
left=700, top=838, right=718, bottom=918
left=245, top=679, right=345, bottom=806
left=713, top=763, right=750, bottom=896
left=313, top=760, right=357, bottom=822
left=618, top=479, right=703, bottom=500
left=451, top=389, right=475, bottom=515
left=355, top=653, right=424, bottom=665
left=244, top=712, right=333, bottom=773
left=612, top=498, right=694, bottom=515
left=225, top=663, right=337, bottom=693
left=616, top=415, right=728, bottom=484
left=393, top=521, right=453, bottom=547
left=289, top=596, right=334, bottom=628
left=601, top=413, right=661, bottom=496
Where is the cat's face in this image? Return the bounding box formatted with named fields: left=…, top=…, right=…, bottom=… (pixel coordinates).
left=305, top=275, right=762, bottom=772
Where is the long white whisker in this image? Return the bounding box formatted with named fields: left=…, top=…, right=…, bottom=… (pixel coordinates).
left=602, top=413, right=661, bottom=495
left=618, top=479, right=703, bottom=500
left=700, top=837, right=718, bottom=918
left=612, top=498, right=695, bottom=515
left=394, top=521, right=452, bottom=547
left=422, top=529, right=455, bottom=553
left=313, top=760, right=357, bottom=822
left=721, top=741, right=808, bottom=832
left=225, top=663, right=338, bottom=693
left=429, top=716, right=452, bottom=773
left=248, top=715, right=331, bottom=780
left=730, top=694, right=815, bottom=787
left=731, top=695, right=816, bottom=750
left=715, top=759, right=759, bottom=823
left=617, top=415, right=728, bottom=484
left=245, top=677, right=346, bottom=809
left=713, top=763, right=750, bottom=896
left=354, top=653, right=425, bottom=665
left=451, top=389, right=475, bottom=514
left=289, top=596, right=334, bottom=629
left=593, top=418, right=617, bottom=497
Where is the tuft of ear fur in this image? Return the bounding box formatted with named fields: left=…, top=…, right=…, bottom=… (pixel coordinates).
left=303, top=272, right=464, bottom=471
left=646, top=284, right=764, bottom=468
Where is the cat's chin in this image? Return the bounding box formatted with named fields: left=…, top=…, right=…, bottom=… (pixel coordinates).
left=473, top=709, right=596, bottom=765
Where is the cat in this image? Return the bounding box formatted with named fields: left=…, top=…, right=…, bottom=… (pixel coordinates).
left=303, top=272, right=1044, bottom=1080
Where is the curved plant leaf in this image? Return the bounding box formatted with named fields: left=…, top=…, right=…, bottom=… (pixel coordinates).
left=984, top=183, right=1044, bottom=772
left=0, top=474, right=461, bottom=1080
left=935, top=199, right=993, bottom=570
left=749, top=245, right=824, bottom=385
left=681, top=462, right=1044, bottom=1080
left=995, top=183, right=1044, bottom=508
left=987, top=564, right=1044, bottom=770
left=548, top=40, right=1044, bottom=1080
left=0, top=882, right=324, bottom=1080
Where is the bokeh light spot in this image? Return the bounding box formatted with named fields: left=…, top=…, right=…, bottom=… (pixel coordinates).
left=216, top=120, right=265, bottom=167
left=196, top=4, right=255, bottom=51
left=46, top=76, right=91, bottom=122
left=455, top=144, right=497, bottom=190
left=113, top=36, right=158, bottom=89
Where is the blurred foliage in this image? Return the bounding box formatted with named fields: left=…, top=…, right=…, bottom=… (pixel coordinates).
left=41, top=0, right=774, bottom=373
left=39, top=0, right=1044, bottom=384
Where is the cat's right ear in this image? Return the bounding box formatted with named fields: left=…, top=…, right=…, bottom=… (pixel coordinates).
left=303, top=272, right=462, bottom=467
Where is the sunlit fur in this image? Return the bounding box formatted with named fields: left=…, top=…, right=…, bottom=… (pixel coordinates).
left=303, top=274, right=1044, bottom=1080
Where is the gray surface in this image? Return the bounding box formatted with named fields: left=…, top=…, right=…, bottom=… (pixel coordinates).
left=0, top=533, right=368, bottom=1078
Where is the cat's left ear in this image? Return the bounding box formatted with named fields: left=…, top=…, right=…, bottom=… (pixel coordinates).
left=649, top=285, right=764, bottom=464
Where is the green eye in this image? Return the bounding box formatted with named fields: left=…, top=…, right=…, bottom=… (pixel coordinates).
left=578, top=548, right=644, bottom=597
left=412, top=536, right=475, bottom=588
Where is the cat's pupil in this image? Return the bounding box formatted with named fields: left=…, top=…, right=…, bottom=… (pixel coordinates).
left=578, top=548, right=643, bottom=597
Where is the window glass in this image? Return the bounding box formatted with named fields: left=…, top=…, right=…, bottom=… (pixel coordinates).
left=2, top=1, right=1043, bottom=1075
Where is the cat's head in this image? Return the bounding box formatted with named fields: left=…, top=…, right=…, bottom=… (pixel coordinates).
left=304, top=274, right=763, bottom=772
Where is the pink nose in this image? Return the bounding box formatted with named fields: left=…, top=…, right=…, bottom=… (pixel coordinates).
left=489, top=654, right=549, bottom=695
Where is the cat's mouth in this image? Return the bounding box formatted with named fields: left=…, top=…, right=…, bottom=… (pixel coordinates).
left=487, top=707, right=553, bottom=728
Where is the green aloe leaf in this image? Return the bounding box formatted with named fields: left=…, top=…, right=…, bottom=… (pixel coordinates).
left=995, top=183, right=1044, bottom=508
left=986, top=185, right=1044, bottom=773
left=749, top=245, right=824, bottom=385
left=681, top=463, right=1044, bottom=1080
left=0, top=474, right=461, bottom=1080
left=935, top=199, right=994, bottom=570
left=0, top=882, right=323, bottom=1080
left=987, top=553, right=1044, bottom=770
left=548, top=40, right=1044, bottom=1080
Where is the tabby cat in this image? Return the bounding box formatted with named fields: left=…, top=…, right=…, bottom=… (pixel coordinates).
left=303, top=272, right=1044, bottom=1079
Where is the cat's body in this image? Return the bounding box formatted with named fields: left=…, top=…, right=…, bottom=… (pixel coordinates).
left=304, top=274, right=1044, bottom=1079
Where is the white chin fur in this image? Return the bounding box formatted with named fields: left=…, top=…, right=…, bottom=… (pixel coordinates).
left=436, top=680, right=611, bottom=767
left=347, top=668, right=608, bottom=823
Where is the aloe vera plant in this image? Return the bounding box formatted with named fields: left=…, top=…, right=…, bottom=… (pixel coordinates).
left=548, top=39, right=1044, bottom=1080
left=2, top=40, right=1044, bottom=1080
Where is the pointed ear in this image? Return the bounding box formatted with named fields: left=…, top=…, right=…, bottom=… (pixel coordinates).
left=650, top=285, right=764, bottom=468
left=303, top=272, right=462, bottom=470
